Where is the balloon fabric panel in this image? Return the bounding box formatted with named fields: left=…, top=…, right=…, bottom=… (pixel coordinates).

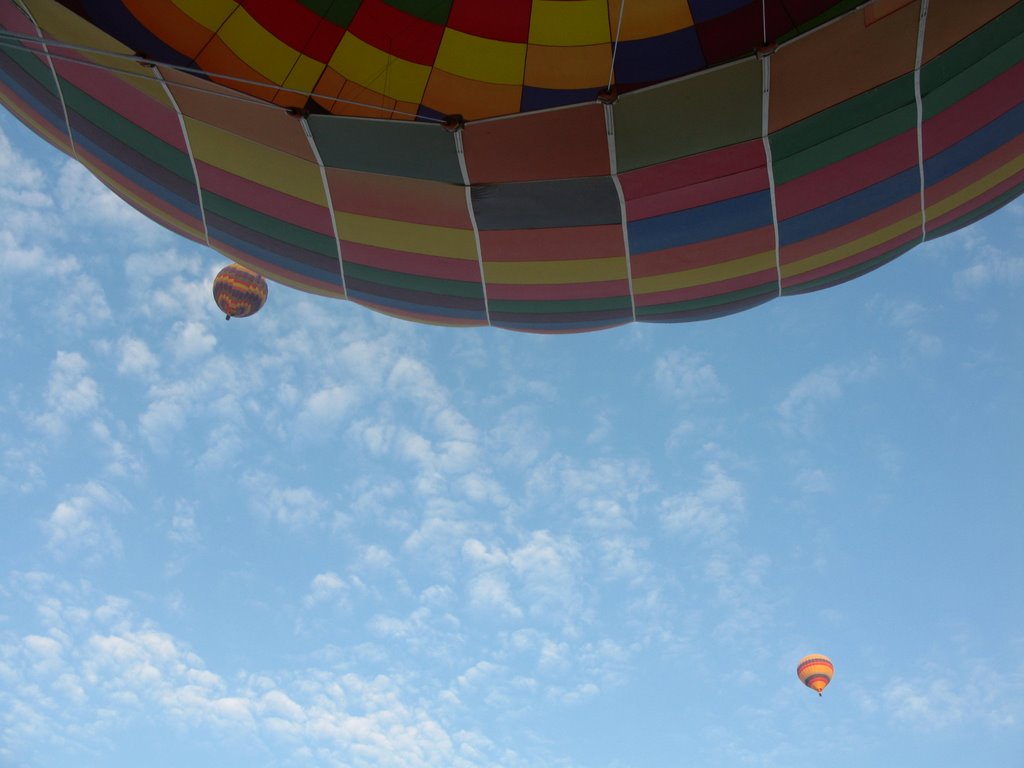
left=612, top=59, right=763, bottom=172
left=461, top=103, right=610, bottom=184
left=307, top=115, right=462, bottom=182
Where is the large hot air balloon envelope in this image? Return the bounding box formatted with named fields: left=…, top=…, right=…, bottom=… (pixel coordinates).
left=797, top=654, right=834, bottom=696
left=1, top=1, right=1021, bottom=332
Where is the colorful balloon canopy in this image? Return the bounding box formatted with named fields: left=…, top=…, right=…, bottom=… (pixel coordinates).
left=212, top=262, right=269, bottom=319
left=1, top=1, right=1022, bottom=332
left=797, top=654, right=834, bottom=696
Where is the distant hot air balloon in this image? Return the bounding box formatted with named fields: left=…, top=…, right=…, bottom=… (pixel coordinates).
left=797, top=654, right=834, bottom=696
left=212, top=263, right=268, bottom=320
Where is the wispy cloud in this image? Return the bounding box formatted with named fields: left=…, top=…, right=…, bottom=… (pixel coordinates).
left=953, top=249, right=1024, bottom=292
left=303, top=571, right=351, bottom=609
left=1, top=575, right=516, bottom=767
left=883, top=659, right=1022, bottom=731
left=244, top=473, right=330, bottom=529
left=42, top=482, right=124, bottom=562
left=660, top=462, right=743, bottom=540
left=777, top=358, right=879, bottom=437
left=34, top=351, right=101, bottom=436
left=116, top=336, right=160, bottom=379
left=56, top=160, right=168, bottom=246
left=654, top=349, right=725, bottom=402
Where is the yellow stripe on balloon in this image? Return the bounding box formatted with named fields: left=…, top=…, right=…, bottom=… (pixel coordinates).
left=184, top=118, right=328, bottom=206
left=781, top=212, right=921, bottom=279
left=611, top=0, right=694, bottom=41
left=632, top=250, right=776, bottom=294
left=334, top=212, right=479, bottom=260
left=435, top=28, right=527, bottom=86
left=328, top=34, right=431, bottom=105
left=926, top=152, right=1024, bottom=221
left=529, top=0, right=611, bottom=46
left=484, top=257, right=626, bottom=285
left=281, top=54, right=326, bottom=95
left=217, top=8, right=299, bottom=85
left=171, top=0, right=237, bottom=33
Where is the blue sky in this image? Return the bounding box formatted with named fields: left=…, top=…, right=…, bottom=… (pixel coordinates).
left=1, top=108, right=1022, bottom=768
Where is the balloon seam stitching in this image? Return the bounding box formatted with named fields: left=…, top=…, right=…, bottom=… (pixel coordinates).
left=604, top=102, right=636, bottom=322
left=914, top=0, right=930, bottom=242
left=154, top=67, right=210, bottom=246
left=14, top=6, right=78, bottom=162
left=761, top=54, right=782, bottom=297
left=454, top=130, right=491, bottom=326
left=301, top=116, right=348, bottom=297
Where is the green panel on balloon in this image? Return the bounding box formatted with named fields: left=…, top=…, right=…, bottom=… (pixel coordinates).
left=612, top=58, right=763, bottom=173
left=307, top=115, right=464, bottom=183
left=920, top=4, right=1024, bottom=120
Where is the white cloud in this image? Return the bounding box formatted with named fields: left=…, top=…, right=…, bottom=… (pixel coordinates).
left=349, top=417, right=396, bottom=456
left=527, top=455, right=654, bottom=521
left=169, top=320, right=217, bottom=361
left=777, top=358, right=878, bottom=435
left=488, top=406, right=549, bottom=469
left=0, top=446, right=46, bottom=493
left=137, top=357, right=242, bottom=447
left=35, top=351, right=101, bottom=435
left=303, top=571, right=349, bottom=609
left=138, top=396, right=187, bottom=446
left=777, top=367, right=843, bottom=420
left=265, top=485, right=327, bottom=528
left=509, top=531, right=582, bottom=620
left=43, top=483, right=123, bottom=562
left=90, top=419, right=142, bottom=477
left=794, top=467, right=832, bottom=494
left=597, top=535, right=651, bottom=584
left=125, top=252, right=214, bottom=322
left=905, top=328, right=943, bottom=358
left=547, top=681, right=600, bottom=705
left=885, top=678, right=965, bottom=729
left=953, top=252, right=1024, bottom=291
left=387, top=356, right=446, bottom=411
left=53, top=272, right=111, bottom=332
left=869, top=297, right=944, bottom=359
left=882, top=660, right=1021, bottom=731
left=357, top=545, right=394, bottom=570
left=56, top=160, right=167, bottom=245
left=467, top=572, right=522, bottom=618
left=462, top=539, right=509, bottom=569
left=660, top=462, right=743, bottom=539
left=0, top=231, right=56, bottom=275
left=0, top=124, right=45, bottom=190
left=168, top=503, right=197, bottom=544
left=654, top=349, right=724, bottom=401
left=296, top=385, right=359, bottom=438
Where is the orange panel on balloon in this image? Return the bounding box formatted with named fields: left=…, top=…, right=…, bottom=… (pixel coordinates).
left=421, top=68, right=523, bottom=121
left=769, top=2, right=920, bottom=132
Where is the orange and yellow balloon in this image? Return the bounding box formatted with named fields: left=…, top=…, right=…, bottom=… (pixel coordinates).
left=797, top=654, right=834, bottom=696
left=212, top=263, right=269, bottom=320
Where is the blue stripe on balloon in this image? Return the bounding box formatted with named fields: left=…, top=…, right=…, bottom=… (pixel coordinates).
left=627, top=190, right=773, bottom=254
left=778, top=168, right=919, bottom=246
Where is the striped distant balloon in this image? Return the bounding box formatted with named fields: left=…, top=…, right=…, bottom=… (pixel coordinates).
left=797, top=654, right=834, bottom=696
left=212, top=263, right=268, bottom=320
